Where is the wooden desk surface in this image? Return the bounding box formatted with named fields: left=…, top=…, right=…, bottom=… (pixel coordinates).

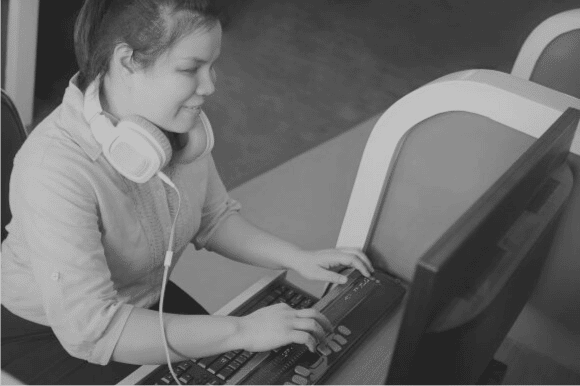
left=121, top=114, right=407, bottom=384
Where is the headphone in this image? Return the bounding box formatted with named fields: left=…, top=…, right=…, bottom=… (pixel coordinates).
left=83, top=76, right=215, bottom=183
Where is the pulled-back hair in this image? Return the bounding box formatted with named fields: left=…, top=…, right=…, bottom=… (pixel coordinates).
left=74, top=0, right=221, bottom=91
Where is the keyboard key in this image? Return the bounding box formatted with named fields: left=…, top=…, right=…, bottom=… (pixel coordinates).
left=233, top=356, right=248, bottom=366
left=299, top=298, right=314, bottom=309
left=278, top=298, right=290, bottom=305
left=328, top=340, right=342, bottom=352
left=197, top=354, right=220, bottom=368
left=207, top=356, right=230, bottom=374
left=228, top=359, right=242, bottom=370
left=284, top=289, right=296, bottom=300
left=240, top=350, right=254, bottom=359
left=337, top=325, right=351, bottom=336
left=292, top=374, right=309, bottom=385
left=333, top=334, right=348, bottom=345
left=223, top=351, right=236, bottom=360
left=273, top=344, right=289, bottom=353
left=217, top=364, right=237, bottom=380
left=178, top=373, right=192, bottom=384
left=295, top=365, right=311, bottom=377
left=173, top=367, right=185, bottom=377
left=289, top=294, right=304, bottom=307
left=197, top=374, right=210, bottom=384
left=177, top=361, right=193, bottom=371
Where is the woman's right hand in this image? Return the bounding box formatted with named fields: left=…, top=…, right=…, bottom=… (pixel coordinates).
left=236, top=303, right=333, bottom=353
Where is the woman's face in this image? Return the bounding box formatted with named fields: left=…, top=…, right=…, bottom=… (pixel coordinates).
left=129, top=22, right=222, bottom=134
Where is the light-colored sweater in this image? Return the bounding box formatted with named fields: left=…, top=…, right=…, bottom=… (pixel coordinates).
left=1, top=74, right=241, bottom=365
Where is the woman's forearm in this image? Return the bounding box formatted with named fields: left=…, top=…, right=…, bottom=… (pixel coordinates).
left=205, top=213, right=303, bottom=271
left=112, top=307, right=243, bottom=365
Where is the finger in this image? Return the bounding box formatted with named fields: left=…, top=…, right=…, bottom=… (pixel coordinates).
left=338, top=254, right=371, bottom=278
left=277, top=302, right=292, bottom=309
left=338, top=248, right=374, bottom=270
left=293, top=318, right=326, bottom=342
left=319, top=269, right=348, bottom=285
left=296, top=308, right=333, bottom=332
left=289, top=330, right=317, bottom=353
left=339, top=248, right=375, bottom=273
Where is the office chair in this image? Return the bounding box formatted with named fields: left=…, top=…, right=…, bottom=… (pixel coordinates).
left=1, top=89, right=28, bottom=242
left=511, top=8, right=580, bottom=99
left=335, top=69, right=580, bottom=378
left=1, top=91, right=28, bottom=385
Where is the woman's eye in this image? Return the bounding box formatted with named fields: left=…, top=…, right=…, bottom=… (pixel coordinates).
left=183, top=67, right=200, bottom=75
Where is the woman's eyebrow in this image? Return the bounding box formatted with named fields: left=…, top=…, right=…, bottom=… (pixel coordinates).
left=180, top=51, right=221, bottom=63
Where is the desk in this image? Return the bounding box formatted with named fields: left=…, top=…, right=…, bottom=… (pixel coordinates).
left=120, top=113, right=406, bottom=384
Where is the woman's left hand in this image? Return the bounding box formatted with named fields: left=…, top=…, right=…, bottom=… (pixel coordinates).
left=288, top=248, right=375, bottom=285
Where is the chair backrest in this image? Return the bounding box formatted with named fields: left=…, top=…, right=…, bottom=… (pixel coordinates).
left=512, top=8, right=580, bottom=99
left=2, top=89, right=28, bottom=242
left=336, top=69, right=580, bottom=372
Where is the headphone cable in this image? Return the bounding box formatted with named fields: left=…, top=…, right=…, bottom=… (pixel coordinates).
left=157, top=171, right=183, bottom=385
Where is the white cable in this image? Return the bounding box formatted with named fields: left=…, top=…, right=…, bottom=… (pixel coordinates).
left=157, top=171, right=182, bottom=385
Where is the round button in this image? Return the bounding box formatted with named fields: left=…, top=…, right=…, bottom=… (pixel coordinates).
left=295, top=366, right=311, bottom=377
left=337, top=325, right=351, bottom=336
left=333, top=334, right=348, bottom=345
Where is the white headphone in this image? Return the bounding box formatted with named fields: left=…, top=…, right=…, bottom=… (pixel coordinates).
left=83, top=76, right=215, bottom=183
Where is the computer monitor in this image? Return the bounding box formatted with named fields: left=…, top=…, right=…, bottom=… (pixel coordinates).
left=381, top=108, right=579, bottom=384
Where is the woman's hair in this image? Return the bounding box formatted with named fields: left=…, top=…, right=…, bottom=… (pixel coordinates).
left=74, top=0, right=221, bottom=91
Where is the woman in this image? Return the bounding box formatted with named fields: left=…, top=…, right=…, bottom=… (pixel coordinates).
left=1, top=0, right=374, bottom=384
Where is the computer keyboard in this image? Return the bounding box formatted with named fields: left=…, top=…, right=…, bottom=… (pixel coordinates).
left=140, top=281, right=318, bottom=385
left=140, top=270, right=406, bottom=385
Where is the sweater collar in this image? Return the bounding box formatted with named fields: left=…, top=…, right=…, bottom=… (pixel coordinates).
left=57, top=73, right=103, bottom=161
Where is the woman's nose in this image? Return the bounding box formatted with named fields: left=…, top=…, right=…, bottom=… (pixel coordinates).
left=196, top=68, right=216, bottom=96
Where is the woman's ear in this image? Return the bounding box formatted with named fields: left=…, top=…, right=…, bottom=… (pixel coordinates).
left=111, top=43, right=137, bottom=78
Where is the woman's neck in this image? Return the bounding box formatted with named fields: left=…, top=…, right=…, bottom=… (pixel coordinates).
left=101, top=73, right=128, bottom=121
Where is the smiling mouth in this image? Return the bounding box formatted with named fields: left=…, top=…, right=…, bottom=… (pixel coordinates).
left=183, top=105, right=201, bottom=114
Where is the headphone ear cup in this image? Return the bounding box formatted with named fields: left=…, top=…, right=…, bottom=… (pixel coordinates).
left=104, top=115, right=173, bottom=183
left=120, top=115, right=173, bottom=166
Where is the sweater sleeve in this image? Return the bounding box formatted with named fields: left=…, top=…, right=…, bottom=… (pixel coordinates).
left=10, top=145, right=134, bottom=365
left=193, top=156, right=241, bottom=250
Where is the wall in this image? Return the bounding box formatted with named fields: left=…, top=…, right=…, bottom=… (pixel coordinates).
left=1, top=0, right=9, bottom=88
